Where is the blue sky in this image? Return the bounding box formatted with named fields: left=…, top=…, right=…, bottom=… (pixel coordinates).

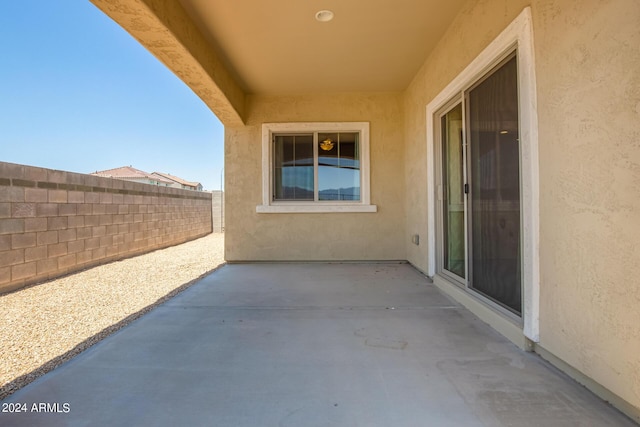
left=0, top=1, right=224, bottom=191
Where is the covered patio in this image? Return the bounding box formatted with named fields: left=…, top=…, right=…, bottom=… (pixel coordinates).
left=1, top=263, right=634, bottom=426
left=79, top=0, right=640, bottom=419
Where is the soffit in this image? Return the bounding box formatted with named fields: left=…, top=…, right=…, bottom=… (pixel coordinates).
left=177, top=0, right=466, bottom=95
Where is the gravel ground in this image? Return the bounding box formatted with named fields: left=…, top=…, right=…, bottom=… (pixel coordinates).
left=0, top=233, right=225, bottom=399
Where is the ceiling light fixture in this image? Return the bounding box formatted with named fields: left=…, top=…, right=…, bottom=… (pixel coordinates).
left=320, top=138, right=335, bottom=151
left=315, top=10, right=334, bottom=22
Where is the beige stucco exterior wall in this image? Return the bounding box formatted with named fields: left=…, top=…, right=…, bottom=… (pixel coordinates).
left=534, top=0, right=640, bottom=413
left=225, top=93, right=406, bottom=261
left=403, top=0, right=531, bottom=273
left=94, top=0, right=639, bottom=415
left=404, top=0, right=640, bottom=414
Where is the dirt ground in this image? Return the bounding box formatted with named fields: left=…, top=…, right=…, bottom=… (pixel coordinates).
left=0, top=233, right=224, bottom=399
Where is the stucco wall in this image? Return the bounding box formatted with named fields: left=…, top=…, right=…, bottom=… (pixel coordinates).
left=0, top=162, right=212, bottom=294
left=225, top=93, right=406, bottom=261
left=403, top=0, right=640, bottom=414
left=90, top=0, right=245, bottom=125
left=403, top=0, right=530, bottom=273
left=534, top=0, right=640, bottom=413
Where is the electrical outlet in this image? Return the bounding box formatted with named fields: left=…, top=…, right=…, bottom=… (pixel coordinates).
left=412, top=234, right=420, bottom=245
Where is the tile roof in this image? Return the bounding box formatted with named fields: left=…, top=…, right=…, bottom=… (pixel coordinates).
left=91, top=166, right=174, bottom=184
left=151, top=171, right=201, bottom=188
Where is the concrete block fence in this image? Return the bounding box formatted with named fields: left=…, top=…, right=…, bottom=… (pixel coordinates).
left=211, top=190, right=224, bottom=233
left=0, top=161, right=212, bottom=294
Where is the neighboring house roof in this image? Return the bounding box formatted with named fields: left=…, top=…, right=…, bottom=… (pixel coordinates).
left=151, top=171, right=202, bottom=189
left=91, top=166, right=174, bottom=185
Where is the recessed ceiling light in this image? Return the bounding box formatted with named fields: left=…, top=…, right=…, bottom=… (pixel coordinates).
left=315, top=10, right=334, bottom=22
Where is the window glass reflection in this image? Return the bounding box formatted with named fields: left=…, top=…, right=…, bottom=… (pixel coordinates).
left=467, top=54, right=521, bottom=314
left=273, top=131, right=361, bottom=202
left=273, top=134, right=314, bottom=200
left=318, top=132, right=360, bottom=201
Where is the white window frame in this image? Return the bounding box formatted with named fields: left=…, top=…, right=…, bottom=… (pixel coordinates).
left=257, top=122, right=377, bottom=213
left=426, top=7, right=540, bottom=343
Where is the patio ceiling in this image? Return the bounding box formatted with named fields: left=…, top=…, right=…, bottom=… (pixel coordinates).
left=177, top=0, right=467, bottom=95
left=91, top=0, right=466, bottom=124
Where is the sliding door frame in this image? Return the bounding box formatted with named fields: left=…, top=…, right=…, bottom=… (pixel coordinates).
left=434, top=98, right=467, bottom=288
left=426, top=7, right=540, bottom=343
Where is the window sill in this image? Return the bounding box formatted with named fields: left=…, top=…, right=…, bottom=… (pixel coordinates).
left=256, top=204, right=378, bottom=214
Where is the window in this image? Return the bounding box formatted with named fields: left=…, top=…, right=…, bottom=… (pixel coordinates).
left=273, top=132, right=360, bottom=201
left=273, top=134, right=314, bottom=201
left=258, top=122, right=376, bottom=213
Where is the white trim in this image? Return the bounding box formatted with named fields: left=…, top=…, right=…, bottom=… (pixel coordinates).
left=258, top=122, right=377, bottom=214
left=426, top=7, right=540, bottom=341
left=433, top=275, right=529, bottom=349
left=256, top=204, right=377, bottom=213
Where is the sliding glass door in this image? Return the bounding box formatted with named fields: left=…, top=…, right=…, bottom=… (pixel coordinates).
left=440, top=103, right=466, bottom=280
left=437, top=53, right=522, bottom=316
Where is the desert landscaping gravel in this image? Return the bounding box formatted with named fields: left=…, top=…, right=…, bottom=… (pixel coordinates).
left=0, top=233, right=224, bottom=399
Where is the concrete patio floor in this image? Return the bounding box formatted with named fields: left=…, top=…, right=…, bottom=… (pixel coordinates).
left=1, top=263, right=636, bottom=426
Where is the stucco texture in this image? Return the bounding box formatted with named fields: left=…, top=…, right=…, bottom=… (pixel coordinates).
left=403, top=0, right=640, bottom=413
left=533, top=0, right=640, bottom=412
left=225, top=93, right=406, bottom=262
left=90, top=0, right=245, bottom=125
left=403, top=0, right=530, bottom=273
left=96, top=0, right=640, bottom=415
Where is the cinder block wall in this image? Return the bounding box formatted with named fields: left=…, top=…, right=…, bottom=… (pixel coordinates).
left=211, top=190, right=224, bottom=233
left=0, top=162, right=212, bottom=294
